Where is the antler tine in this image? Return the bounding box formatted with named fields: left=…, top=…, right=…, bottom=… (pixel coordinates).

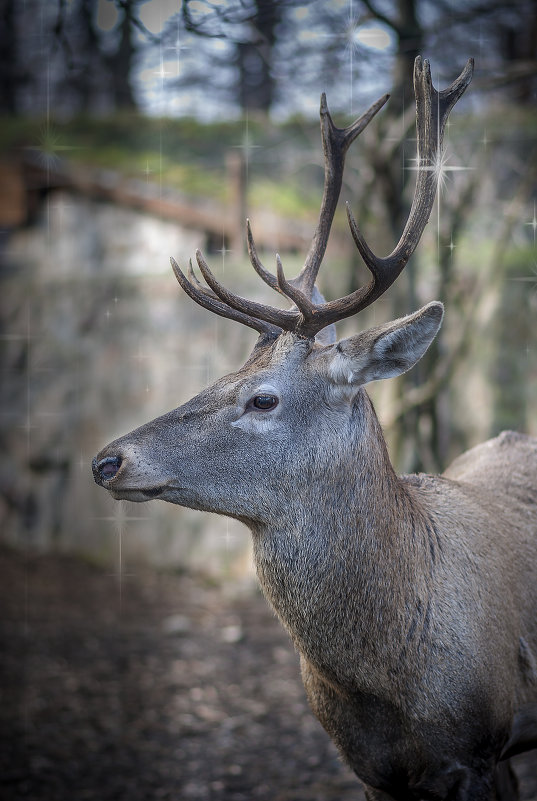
left=275, top=254, right=317, bottom=321
left=292, top=91, right=390, bottom=299
left=389, top=57, right=474, bottom=269
left=170, top=257, right=280, bottom=337
left=246, top=220, right=282, bottom=295
left=293, top=56, right=474, bottom=337
left=187, top=258, right=219, bottom=298
left=194, top=249, right=300, bottom=331
left=247, top=222, right=322, bottom=324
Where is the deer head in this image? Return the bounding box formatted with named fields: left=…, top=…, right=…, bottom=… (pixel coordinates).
left=92, top=57, right=474, bottom=524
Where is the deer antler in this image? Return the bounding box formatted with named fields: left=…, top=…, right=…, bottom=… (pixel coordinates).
left=172, top=57, right=474, bottom=340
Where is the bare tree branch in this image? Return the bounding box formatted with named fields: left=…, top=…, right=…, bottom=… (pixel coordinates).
left=384, top=145, right=537, bottom=428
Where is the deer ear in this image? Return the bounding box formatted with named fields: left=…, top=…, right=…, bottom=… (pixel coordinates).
left=326, top=302, right=444, bottom=387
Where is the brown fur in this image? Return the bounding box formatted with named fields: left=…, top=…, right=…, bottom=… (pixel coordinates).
left=94, top=323, right=537, bottom=800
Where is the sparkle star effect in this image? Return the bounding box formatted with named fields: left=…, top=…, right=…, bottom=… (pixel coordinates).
left=406, top=147, right=473, bottom=195
left=233, top=114, right=261, bottom=180
left=1, top=307, right=35, bottom=454
left=95, top=501, right=148, bottom=610
left=511, top=265, right=537, bottom=297
left=132, top=340, right=151, bottom=366
left=405, top=138, right=473, bottom=264
left=342, top=3, right=360, bottom=113
left=30, top=123, right=82, bottom=172
left=155, top=56, right=171, bottom=83
left=525, top=201, right=537, bottom=245
left=216, top=236, right=232, bottom=272
left=341, top=0, right=393, bottom=113
left=166, top=20, right=189, bottom=76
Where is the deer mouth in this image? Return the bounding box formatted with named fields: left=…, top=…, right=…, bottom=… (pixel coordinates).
left=104, top=484, right=167, bottom=502
left=141, top=486, right=165, bottom=498
left=115, top=486, right=166, bottom=500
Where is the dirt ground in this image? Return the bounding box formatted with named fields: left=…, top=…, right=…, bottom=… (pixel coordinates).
left=1, top=546, right=536, bottom=801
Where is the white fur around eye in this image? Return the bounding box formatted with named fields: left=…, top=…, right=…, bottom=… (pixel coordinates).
left=231, top=415, right=280, bottom=433
left=244, top=383, right=280, bottom=408
left=231, top=383, right=282, bottom=433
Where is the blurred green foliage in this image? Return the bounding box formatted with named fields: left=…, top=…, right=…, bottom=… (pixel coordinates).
left=0, top=112, right=321, bottom=217
left=490, top=245, right=537, bottom=436
left=2, top=104, right=536, bottom=225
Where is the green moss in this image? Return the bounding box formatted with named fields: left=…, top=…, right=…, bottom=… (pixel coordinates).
left=249, top=177, right=318, bottom=218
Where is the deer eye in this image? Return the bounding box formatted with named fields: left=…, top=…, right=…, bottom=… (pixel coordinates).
left=250, top=394, right=278, bottom=411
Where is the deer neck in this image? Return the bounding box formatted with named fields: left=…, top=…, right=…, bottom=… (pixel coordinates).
left=251, top=389, right=436, bottom=694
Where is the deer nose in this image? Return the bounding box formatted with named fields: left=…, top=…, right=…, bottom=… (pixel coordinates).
left=92, top=455, right=123, bottom=484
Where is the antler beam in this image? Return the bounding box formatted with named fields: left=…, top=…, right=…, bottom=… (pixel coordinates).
left=291, top=56, right=474, bottom=337
left=293, top=90, right=390, bottom=299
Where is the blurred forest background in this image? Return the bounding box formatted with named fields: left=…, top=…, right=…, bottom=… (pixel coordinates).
left=2, top=3, right=537, bottom=800
left=0, top=0, right=536, bottom=573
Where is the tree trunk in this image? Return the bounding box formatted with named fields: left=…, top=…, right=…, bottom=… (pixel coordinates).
left=0, top=0, right=21, bottom=112
left=107, top=0, right=137, bottom=111
left=236, top=0, right=281, bottom=114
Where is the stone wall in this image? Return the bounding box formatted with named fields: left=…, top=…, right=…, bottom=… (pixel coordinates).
left=0, top=192, right=262, bottom=579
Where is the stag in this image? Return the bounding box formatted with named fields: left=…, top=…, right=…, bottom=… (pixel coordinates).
left=93, top=58, right=537, bottom=800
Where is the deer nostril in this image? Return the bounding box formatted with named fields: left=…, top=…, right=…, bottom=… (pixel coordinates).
left=95, top=456, right=122, bottom=482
